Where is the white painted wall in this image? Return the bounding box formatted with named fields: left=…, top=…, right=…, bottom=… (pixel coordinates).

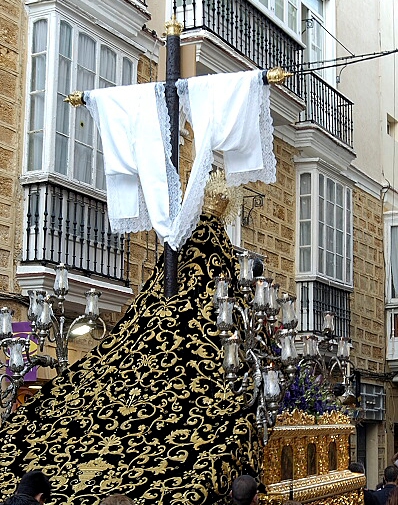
left=336, top=0, right=398, bottom=194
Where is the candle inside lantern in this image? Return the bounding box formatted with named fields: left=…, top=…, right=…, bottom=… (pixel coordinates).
left=85, top=288, right=101, bottom=318
left=54, top=263, right=69, bottom=297
left=0, top=307, right=13, bottom=338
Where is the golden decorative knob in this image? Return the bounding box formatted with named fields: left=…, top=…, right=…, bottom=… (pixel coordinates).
left=64, top=91, right=85, bottom=107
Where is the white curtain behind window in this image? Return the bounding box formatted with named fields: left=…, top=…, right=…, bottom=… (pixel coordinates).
left=122, top=58, right=133, bottom=85
left=28, top=19, right=47, bottom=171
left=99, top=45, right=116, bottom=88
left=55, top=21, right=72, bottom=175
left=392, top=226, right=398, bottom=298
left=74, top=34, right=96, bottom=184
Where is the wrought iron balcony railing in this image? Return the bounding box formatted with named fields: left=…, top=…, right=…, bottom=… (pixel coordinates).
left=21, top=181, right=131, bottom=286
left=296, top=280, right=351, bottom=340
left=301, top=72, right=354, bottom=147
left=174, top=0, right=303, bottom=96
left=173, top=0, right=354, bottom=148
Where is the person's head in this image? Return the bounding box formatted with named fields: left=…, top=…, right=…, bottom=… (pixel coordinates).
left=384, top=465, right=398, bottom=485
left=16, top=471, right=51, bottom=505
left=100, top=495, right=134, bottom=505
left=349, top=462, right=365, bottom=474
left=231, top=475, right=258, bottom=505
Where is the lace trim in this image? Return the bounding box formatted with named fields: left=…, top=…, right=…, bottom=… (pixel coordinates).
left=176, top=79, right=192, bottom=124
left=106, top=177, right=153, bottom=235
left=226, top=72, right=276, bottom=187
left=85, top=91, right=101, bottom=135
left=168, top=141, right=214, bottom=251
left=155, top=82, right=181, bottom=221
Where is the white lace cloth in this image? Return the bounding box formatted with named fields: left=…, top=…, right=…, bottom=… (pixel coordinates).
left=84, top=70, right=276, bottom=250
left=85, top=82, right=181, bottom=242
left=167, top=70, right=276, bottom=250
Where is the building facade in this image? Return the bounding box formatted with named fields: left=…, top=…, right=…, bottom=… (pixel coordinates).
left=0, top=0, right=397, bottom=489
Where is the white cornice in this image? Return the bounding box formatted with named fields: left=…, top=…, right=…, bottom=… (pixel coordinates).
left=25, top=0, right=151, bottom=43
left=294, top=122, right=356, bottom=173
left=345, top=165, right=383, bottom=200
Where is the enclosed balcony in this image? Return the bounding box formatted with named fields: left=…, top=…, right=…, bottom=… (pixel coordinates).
left=173, top=0, right=353, bottom=148
left=16, top=180, right=133, bottom=313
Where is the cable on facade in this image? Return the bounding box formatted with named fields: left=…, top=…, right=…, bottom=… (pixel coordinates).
left=296, top=47, right=398, bottom=74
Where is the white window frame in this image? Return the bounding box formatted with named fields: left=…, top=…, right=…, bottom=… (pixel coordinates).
left=296, top=163, right=353, bottom=289
left=385, top=212, right=398, bottom=305
left=24, top=4, right=141, bottom=195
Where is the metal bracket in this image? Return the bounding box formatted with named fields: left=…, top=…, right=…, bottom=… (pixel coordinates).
left=241, top=188, right=265, bottom=226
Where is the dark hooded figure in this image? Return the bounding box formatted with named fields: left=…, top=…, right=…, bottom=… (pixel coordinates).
left=3, top=471, right=51, bottom=505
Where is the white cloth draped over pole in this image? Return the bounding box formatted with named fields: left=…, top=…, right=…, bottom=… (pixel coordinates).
left=168, top=69, right=276, bottom=250
left=84, top=69, right=276, bottom=250
left=84, top=82, right=181, bottom=242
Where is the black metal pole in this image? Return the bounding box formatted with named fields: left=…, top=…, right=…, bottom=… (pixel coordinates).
left=164, top=17, right=182, bottom=297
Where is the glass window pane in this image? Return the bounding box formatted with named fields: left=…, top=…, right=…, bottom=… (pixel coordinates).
left=318, top=222, right=324, bottom=247
left=346, top=259, right=351, bottom=284
left=300, top=248, right=311, bottom=272
left=318, top=247, right=324, bottom=273
left=55, top=134, right=68, bottom=174
left=58, top=56, right=71, bottom=94
left=288, top=1, right=297, bottom=31
left=319, top=173, right=324, bottom=197
left=29, top=92, right=45, bottom=130
left=326, top=178, right=335, bottom=201
left=392, top=226, right=398, bottom=297
left=336, top=184, right=343, bottom=206
left=300, top=195, right=311, bottom=219
left=31, top=55, right=47, bottom=91
left=75, top=107, right=93, bottom=144
left=59, top=21, right=72, bottom=58
left=304, top=0, right=324, bottom=16
left=56, top=95, right=69, bottom=134
left=336, top=206, right=343, bottom=230
left=326, top=226, right=334, bottom=251
left=326, top=251, right=334, bottom=277
left=300, top=173, right=312, bottom=195
left=96, top=152, right=106, bottom=190
left=275, top=0, right=284, bottom=20
left=78, top=33, right=96, bottom=71
left=336, top=255, right=343, bottom=280
left=74, top=143, right=93, bottom=184
left=319, top=195, right=324, bottom=222
left=122, top=57, right=133, bottom=85
left=326, top=202, right=334, bottom=226
left=27, top=132, right=43, bottom=171
left=346, top=188, right=351, bottom=210
left=33, top=19, right=48, bottom=53
left=336, top=230, right=343, bottom=255
left=77, top=68, right=95, bottom=90
left=100, top=45, right=116, bottom=83
left=300, top=222, right=311, bottom=246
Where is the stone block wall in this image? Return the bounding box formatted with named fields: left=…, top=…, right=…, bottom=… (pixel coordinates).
left=351, top=189, right=384, bottom=373
left=0, top=0, right=25, bottom=295
left=241, top=137, right=297, bottom=295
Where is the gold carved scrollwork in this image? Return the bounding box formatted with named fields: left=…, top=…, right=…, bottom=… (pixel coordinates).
left=262, top=410, right=362, bottom=505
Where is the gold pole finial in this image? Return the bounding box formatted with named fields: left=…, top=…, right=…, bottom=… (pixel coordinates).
left=64, top=91, right=85, bottom=107
left=266, top=67, right=294, bottom=85
left=165, top=15, right=183, bottom=36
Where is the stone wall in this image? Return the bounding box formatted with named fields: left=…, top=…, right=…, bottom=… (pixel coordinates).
left=241, top=137, right=297, bottom=295
left=0, top=0, right=25, bottom=295
left=351, top=189, right=385, bottom=373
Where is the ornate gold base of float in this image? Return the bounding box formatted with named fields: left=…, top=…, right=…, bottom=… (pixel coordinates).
left=260, top=410, right=365, bottom=505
